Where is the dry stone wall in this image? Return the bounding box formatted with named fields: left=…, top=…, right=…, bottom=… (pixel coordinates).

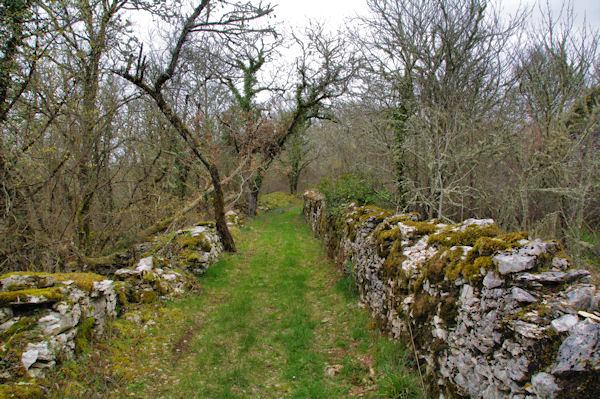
left=0, top=218, right=229, bottom=394
left=303, top=190, right=599, bottom=399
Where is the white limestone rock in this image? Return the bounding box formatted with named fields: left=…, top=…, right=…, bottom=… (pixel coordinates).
left=457, top=218, right=495, bottom=231
left=565, top=285, right=594, bottom=310
left=494, top=254, right=536, bottom=275
left=531, top=372, right=560, bottom=399
left=21, top=348, right=38, bottom=369
left=511, top=287, right=537, bottom=304
left=483, top=271, right=504, bottom=289
left=552, top=319, right=600, bottom=375
left=114, top=268, right=139, bottom=278
left=515, top=270, right=590, bottom=286
left=519, top=239, right=557, bottom=257
left=0, top=274, right=55, bottom=292
left=551, top=257, right=569, bottom=271
left=550, top=314, right=579, bottom=333
left=0, top=318, right=16, bottom=333
left=38, top=303, right=81, bottom=336
left=135, top=256, right=154, bottom=272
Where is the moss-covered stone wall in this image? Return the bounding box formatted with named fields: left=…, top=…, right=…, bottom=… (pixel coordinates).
left=0, top=216, right=232, bottom=395
left=303, top=190, right=600, bottom=398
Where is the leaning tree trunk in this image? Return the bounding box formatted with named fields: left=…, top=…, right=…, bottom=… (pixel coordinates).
left=208, top=163, right=236, bottom=252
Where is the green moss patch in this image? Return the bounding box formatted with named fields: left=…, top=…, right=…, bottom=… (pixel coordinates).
left=0, top=317, right=36, bottom=342
left=401, top=220, right=439, bottom=236
left=417, top=223, right=523, bottom=282
left=428, top=224, right=502, bottom=248
left=0, top=271, right=49, bottom=279
left=258, top=191, right=296, bottom=211
left=179, top=233, right=212, bottom=253
left=0, top=272, right=106, bottom=294
left=345, top=205, right=394, bottom=242
left=53, top=273, right=106, bottom=292
left=75, top=317, right=95, bottom=354
left=0, top=383, right=44, bottom=399
left=114, top=281, right=130, bottom=307
left=141, top=290, right=157, bottom=304
left=0, top=286, right=64, bottom=306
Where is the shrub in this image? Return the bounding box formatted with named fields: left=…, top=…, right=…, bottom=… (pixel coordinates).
left=318, top=173, right=389, bottom=218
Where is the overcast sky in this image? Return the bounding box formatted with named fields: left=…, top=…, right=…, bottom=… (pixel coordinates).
left=133, top=1, right=600, bottom=47
left=270, top=0, right=600, bottom=31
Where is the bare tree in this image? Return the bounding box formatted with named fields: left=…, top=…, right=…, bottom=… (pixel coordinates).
left=239, top=23, right=360, bottom=212
left=216, top=31, right=283, bottom=215
left=508, top=2, right=600, bottom=237
left=355, top=0, right=524, bottom=220
left=278, top=121, right=320, bottom=194
left=116, top=0, right=274, bottom=251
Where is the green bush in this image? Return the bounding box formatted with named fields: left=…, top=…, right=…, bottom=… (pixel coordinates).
left=258, top=191, right=296, bottom=212
left=318, top=173, right=388, bottom=218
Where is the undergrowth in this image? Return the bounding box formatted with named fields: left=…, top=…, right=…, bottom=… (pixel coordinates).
left=319, top=173, right=391, bottom=222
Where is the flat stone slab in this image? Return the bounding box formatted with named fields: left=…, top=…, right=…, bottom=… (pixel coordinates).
left=1, top=274, right=56, bottom=292
left=494, top=254, right=536, bottom=275
left=516, top=270, right=590, bottom=285
left=551, top=314, right=579, bottom=333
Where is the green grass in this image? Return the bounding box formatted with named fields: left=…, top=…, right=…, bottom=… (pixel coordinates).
left=45, top=202, right=425, bottom=398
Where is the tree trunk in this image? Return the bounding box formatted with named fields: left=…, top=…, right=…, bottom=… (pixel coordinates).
left=247, top=186, right=259, bottom=216
left=208, top=163, right=236, bottom=252
left=288, top=172, right=299, bottom=195
left=246, top=173, right=264, bottom=217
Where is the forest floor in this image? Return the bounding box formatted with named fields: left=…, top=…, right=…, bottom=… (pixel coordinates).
left=45, top=203, right=425, bottom=398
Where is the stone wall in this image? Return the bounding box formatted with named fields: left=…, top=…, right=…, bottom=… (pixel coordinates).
left=0, top=219, right=227, bottom=393
left=303, top=190, right=599, bottom=399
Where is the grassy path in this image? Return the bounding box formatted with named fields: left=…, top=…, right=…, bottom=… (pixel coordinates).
left=49, top=204, right=424, bottom=398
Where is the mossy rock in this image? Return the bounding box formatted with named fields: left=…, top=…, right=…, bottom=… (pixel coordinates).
left=0, top=317, right=36, bottom=342
left=401, top=220, right=439, bottom=236
left=0, top=271, right=106, bottom=294
left=152, top=256, right=169, bottom=269
left=74, top=317, right=95, bottom=354
left=428, top=224, right=502, bottom=248
left=375, top=226, right=402, bottom=257
left=411, top=293, right=438, bottom=324
left=439, top=295, right=459, bottom=326
left=345, top=206, right=394, bottom=241
left=156, top=280, right=170, bottom=296
left=141, top=290, right=157, bottom=304
left=195, top=221, right=216, bottom=228
left=113, top=281, right=130, bottom=307
left=142, top=271, right=157, bottom=283
left=0, top=286, right=64, bottom=306
left=419, top=223, right=524, bottom=282
left=180, top=250, right=209, bottom=267
left=178, top=233, right=212, bottom=253
left=53, top=273, right=106, bottom=292
left=422, top=250, right=449, bottom=283
left=443, top=231, right=530, bottom=282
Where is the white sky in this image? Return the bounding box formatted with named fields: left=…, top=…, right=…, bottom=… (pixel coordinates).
left=132, top=1, right=600, bottom=48
left=270, top=0, right=367, bottom=28
left=270, top=0, right=600, bottom=31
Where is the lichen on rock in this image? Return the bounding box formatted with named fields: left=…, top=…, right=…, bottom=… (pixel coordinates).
left=303, top=190, right=599, bottom=398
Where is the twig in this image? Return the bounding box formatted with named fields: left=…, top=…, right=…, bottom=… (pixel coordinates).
left=405, top=315, right=427, bottom=396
